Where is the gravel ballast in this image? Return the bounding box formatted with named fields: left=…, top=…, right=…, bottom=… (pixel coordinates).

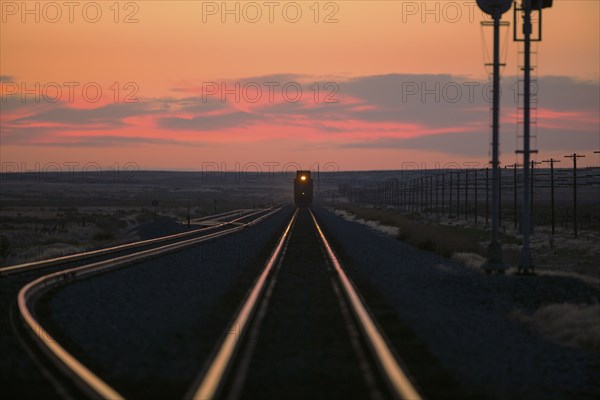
left=313, top=207, right=600, bottom=400
left=235, top=208, right=380, bottom=399
left=39, top=206, right=294, bottom=399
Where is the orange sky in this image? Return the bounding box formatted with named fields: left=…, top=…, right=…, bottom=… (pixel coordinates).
left=1, top=0, right=599, bottom=170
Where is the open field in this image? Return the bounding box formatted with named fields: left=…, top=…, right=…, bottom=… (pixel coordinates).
left=1, top=169, right=599, bottom=399
left=2, top=168, right=598, bottom=273
left=332, top=203, right=600, bottom=282
left=0, top=171, right=291, bottom=266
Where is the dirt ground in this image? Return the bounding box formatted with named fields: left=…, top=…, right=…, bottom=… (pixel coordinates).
left=0, top=171, right=290, bottom=266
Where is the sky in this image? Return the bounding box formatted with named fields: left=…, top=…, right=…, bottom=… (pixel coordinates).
left=1, top=0, right=599, bottom=172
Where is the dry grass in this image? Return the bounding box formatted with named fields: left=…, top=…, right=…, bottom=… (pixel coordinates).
left=336, top=204, right=485, bottom=259
left=512, top=303, right=600, bottom=351
left=451, top=252, right=487, bottom=271
left=334, top=205, right=599, bottom=281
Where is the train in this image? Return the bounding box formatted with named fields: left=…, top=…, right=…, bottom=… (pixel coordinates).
left=294, top=170, right=313, bottom=207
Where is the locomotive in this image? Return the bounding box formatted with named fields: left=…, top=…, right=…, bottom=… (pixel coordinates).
left=294, top=170, right=313, bottom=207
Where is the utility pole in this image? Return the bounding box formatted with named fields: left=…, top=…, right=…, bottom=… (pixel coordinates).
left=530, top=160, right=542, bottom=232
left=513, top=0, right=554, bottom=274
left=456, top=170, right=460, bottom=219
left=400, top=182, right=404, bottom=210
left=499, top=169, right=503, bottom=227
left=474, top=169, right=479, bottom=224
left=441, top=173, right=445, bottom=216
left=517, top=0, right=534, bottom=274
left=435, top=174, right=440, bottom=217
left=465, top=169, right=469, bottom=221
left=421, top=176, right=427, bottom=214
left=485, top=167, right=489, bottom=225
left=413, top=179, right=417, bottom=213
left=507, top=163, right=521, bottom=229
left=429, top=175, right=434, bottom=214
left=478, top=0, right=512, bottom=273
left=542, top=158, right=560, bottom=235
left=402, top=181, right=405, bottom=211
left=564, top=153, right=585, bottom=238
left=449, top=172, right=453, bottom=217
left=410, top=180, right=414, bottom=212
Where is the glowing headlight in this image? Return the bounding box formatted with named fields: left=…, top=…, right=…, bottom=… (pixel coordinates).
left=300, top=176, right=307, bottom=181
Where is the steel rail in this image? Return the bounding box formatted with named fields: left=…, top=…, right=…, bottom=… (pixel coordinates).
left=190, top=209, right=299, bottom=400
left=310, top=210, right=422, bottom=400
left=16, top=206, right=284, bottom=399
left=188, top=209, right=250, bottom=224
left=1, top=207, right=277, bottom=276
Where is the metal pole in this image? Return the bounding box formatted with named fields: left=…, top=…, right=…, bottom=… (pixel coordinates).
left=564, top=153, right=585, bottom=238
left=400, top=182, right=404, bottom=210
left=465, top=169, right=469, bottom=221
left=388, top=180, right=392, bottom=206
left=413, top=179, right=417, bottom=213
left=441, top=173, right=445, bottom=215
left=507, top=163, right=521, bottom=229
left=542, top=158, right=560, bottom=235
left=449, top=172, right=453, bottom=217
left=484, top=8, right=504, bottom=271
left=530, top=160, right=542, bottom=232
left=514, top=165, right=518, bottom=229
left=474, top=169, right=479, bottom=224
left=436, top=174, right=440, bottom=217
left=499, top=168, right=503, bottom=227
left=518, top=0, right=533, bottom=274
left=456, top=170, right=460, bottom=218
left=486, top=167, right=489, bottom=225
left=421, top=177, right=425, bottom=213
left=429, top=175, right=434, bottom=214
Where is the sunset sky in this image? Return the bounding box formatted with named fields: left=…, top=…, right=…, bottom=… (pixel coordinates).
left=1, top=0, right=599, bottom=171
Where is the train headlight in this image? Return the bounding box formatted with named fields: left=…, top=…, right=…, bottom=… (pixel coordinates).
left=300, top=175, right=307, bottom=181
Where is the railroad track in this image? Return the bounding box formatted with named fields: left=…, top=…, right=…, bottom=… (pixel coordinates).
left=10, top=206, right=421, bottom=399
left=2, top=206, right=283, bottom=399
left=189, top=208, right=422, bottom=400
left=1, top=207, right=278, bottom=277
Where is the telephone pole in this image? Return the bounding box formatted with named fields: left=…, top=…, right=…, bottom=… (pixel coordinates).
left=477, top=0, right=512, bottom=273
left=507, top=163, right=521, bottom=229
left=564, top=153, right=585, bottom=238
left=530, top=160, right=542, bottom=232
left=542, top=158, right=560, bottom=235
